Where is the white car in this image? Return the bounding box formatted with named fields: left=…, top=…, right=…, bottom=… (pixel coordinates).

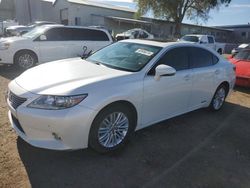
left=4, top=21, right=58, bottom=37
left=0, top=25, right=113, bottom=69
left=179, top=34, right=225, bottom=54
left=116, top=28, right=154, bottom=41
left=7, top=40, right=235, bottom=153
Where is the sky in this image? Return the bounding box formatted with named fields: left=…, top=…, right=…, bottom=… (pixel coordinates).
left=92, top=0, right=250, bottom=26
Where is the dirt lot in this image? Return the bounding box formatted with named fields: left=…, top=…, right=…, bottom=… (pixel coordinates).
left=0, top=65, right=250, bottom=188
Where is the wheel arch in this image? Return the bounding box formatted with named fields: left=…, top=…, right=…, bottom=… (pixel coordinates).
left=218, top=81, right=230, bottom=96
left=95, top=100, right=138, bottom=126
left=13, top=49, right=39, bottom=64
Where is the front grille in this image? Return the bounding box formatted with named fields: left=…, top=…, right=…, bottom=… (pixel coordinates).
left=11, top=114, right=25, bottom=134
left=8, top=91, right=27, bottom=109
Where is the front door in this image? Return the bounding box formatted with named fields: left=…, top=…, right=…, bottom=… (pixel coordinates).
left=142, top=47, right=193, bottom=127
left=37, top=28, right=69, bottom=63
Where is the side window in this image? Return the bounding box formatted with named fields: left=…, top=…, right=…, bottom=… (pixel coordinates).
left=68, top=28, right=109, bottom=41
left=133, top=31, right=139, bottom=38
left=42, top=28, right=72, bottom=41
left=141, top=31, right=149, bottom=38
left=44, top=28, right=63, bottom=41
left=208, top=36, right=214, bottom=43
left=90, top=29, right=109, bottom=41
left=212, top=54, right=219, bottom=65
left=158, top=47, right=189, bottom=71
left=189, top=47, right=216, bottom=68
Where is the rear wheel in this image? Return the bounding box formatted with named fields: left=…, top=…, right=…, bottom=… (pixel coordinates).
left=210, top=85, right=227, bottom=111
left=89, top=104, right=136, bottom=153
left=14, top=51, right=37, bottom=70
left=217, top=49, right=222, bottom=55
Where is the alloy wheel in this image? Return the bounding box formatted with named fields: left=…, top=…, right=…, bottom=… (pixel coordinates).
left=213, top=87, right=226, bottom=110
left=98, top=112, right=129, bottom=148
left=18, top=54, right=34, bottom=69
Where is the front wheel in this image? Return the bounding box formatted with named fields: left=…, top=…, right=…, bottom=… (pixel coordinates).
left=89, top=105, right=136, bottom=153
left=14, top=51, right=37, bottom=70
left=210, top=85, right=227, bottom=111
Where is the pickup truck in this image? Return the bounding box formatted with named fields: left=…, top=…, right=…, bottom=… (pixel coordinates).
left=179, top=34, right=225, bottom=54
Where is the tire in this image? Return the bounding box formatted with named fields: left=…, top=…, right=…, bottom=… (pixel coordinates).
left=14, top=51, right=37, bottom=70
left=217, top=49, right=222, bottom=55
left=209, top=85, right=227, bottom=111
left=89, top=104, right=136, bottom=153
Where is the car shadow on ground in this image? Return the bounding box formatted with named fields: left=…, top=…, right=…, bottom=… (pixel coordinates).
left=0, top=65, right=24, bottom=80
left=234, top=86, right=250, bottom=94
left=17, top=102, right=250, bottom=188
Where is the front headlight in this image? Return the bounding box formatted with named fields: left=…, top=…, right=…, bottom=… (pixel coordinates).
left=0, top=42, right=11, bottom=50
left=27, top=94, right=88, bottom=110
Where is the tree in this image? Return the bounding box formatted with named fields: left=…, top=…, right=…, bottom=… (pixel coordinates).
left=135, top=0, right=231, bottom=37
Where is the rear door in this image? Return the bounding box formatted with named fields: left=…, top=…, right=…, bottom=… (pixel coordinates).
left=36, top=27, right=69, bottom=63
left=188, top=47, right=219, bottom=110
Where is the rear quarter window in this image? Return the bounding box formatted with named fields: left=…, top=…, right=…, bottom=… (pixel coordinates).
left=72, top=28, right=110, bottom=41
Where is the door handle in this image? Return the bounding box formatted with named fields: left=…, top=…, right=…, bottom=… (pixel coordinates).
left=215, top=70, right=220, bottom=75
left=184, top=75, right=191, bottom=81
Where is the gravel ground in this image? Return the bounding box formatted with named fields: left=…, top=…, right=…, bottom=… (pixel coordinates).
left=0, top=65, right=250, bottom=188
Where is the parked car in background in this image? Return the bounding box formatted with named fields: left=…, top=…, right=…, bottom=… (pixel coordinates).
left=228, top=49, right=250, bottom=87
left=4, top=21, right=58, bottom=37
left=231, top=43, right=250, bottom=57
left=116, top=28, right=154, bottom=41
left=0, top=25, right=113, bottom=69
left=0, top=20, right=19, bottom=37
left=179, top=34, right=225, bottom=54
left=7, top=40, right=235, bottom=153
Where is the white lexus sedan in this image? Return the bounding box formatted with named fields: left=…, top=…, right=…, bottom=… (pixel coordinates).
left=7, top=40, right=235, bottom=153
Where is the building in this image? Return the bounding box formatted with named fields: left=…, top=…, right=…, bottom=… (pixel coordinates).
left=215, top=24, right=250, bottom=43
left=52, top=0, right=135, bottom=26
left=15, top=0, right=56, bottom=25
left=0, top=0, right=247, bottom=45
left=50, top=0, right=233, bottom=42
left=0, top=0, right=15, bottom=21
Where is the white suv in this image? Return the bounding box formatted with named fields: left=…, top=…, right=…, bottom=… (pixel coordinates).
left=0, top=25, right=113, bottom=69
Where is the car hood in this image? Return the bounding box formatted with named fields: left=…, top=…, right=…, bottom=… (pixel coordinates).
left=15, top=58, right=132, bottom=95
left=0, top=36, right=27, bottom=43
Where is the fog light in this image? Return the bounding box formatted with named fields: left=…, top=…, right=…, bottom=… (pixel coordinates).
left=52, top=132, right=61, bottom=140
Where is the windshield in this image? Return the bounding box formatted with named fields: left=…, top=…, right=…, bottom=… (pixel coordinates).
left=180, top=36, right=199, bottom=42
left=234, top=50, right=250, bottom=61
left=22, top=26, right=47, bottom=38
left=86, top=42, right=162, bottom=72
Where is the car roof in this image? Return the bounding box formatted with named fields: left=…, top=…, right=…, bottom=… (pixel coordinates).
left=39, top=25, right=110, bottom=32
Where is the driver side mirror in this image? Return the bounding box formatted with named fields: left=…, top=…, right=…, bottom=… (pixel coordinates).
left=39, top=34, right=47, bottom=41
left=154, top=64, right=176, bottom=81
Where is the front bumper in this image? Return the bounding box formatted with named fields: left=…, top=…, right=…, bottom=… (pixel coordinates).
left=236, top=76, right=250, bottom=87
left=7, top=82, right=97, bottom=150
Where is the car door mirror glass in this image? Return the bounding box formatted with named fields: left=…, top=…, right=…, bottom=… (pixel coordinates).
left=40, top=34, right=47, bottom=41
left=154, top=64, right=176, bottom=81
